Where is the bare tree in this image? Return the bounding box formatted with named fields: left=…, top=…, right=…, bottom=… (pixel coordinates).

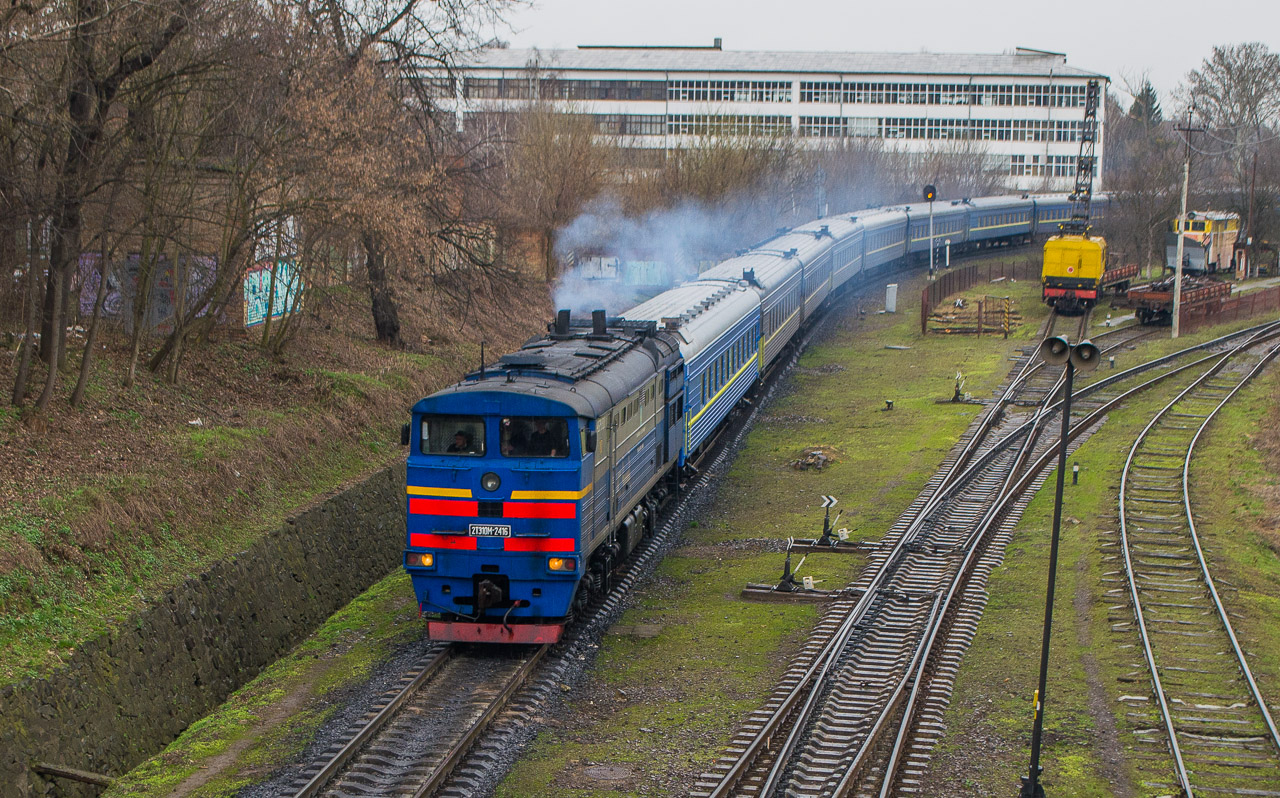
left=809, top=137, right=895, bottom=215
left=1103, top=87, right=1182, bottom=269
left=286, top=0, right=516, bottom=344
left=30, top=0, right=210, bottom=411
left=1182, top=43, right=1280, bottom=204
left=499, top=104, right=615, bottom=280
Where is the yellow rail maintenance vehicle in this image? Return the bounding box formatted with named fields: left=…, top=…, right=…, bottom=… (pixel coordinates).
left=1042, top=233, right=1107, bottom=315
left=1040, top=76, right=1105, bottom=316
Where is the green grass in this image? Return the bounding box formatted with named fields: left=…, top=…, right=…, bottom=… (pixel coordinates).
left=497, top=257, right=1053, bottom=795
left=923, top=320, right=1280, bottom=795
left=104, top=573, right=421, bottom=798
left=0, top=421, right=397, bottom=682
left=0, top=405, right=18, bottom=436
left=184, top=426, right=269, bottom=462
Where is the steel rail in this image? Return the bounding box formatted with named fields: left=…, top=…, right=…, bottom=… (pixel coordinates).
left=741, top=315, right=1086, bottom=798
left=841, top=354, right=1071, bottom=797
left=411, top=644, right=549, bottom=798
left=291, top=645, right=454, bottom=798
left=704, top=319, right=1280, bottom=798
left=1119, top=327, right=1280, bottom=797
left=818, top=322, right=1280, bottom=797
left=1180, top=349, right=1280, bottom=754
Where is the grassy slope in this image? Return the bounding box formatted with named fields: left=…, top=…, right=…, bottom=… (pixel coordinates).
left=497, top=259, right=1051, bottom=796
left=104, top=573, right=423, bottom=797
left=0, top=283, right=548, bottom=684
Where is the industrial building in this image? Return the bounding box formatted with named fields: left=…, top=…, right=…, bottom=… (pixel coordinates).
left=432, top=41, right=1109, bottom=192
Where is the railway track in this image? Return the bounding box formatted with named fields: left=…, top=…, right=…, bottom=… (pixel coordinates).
left=274, top=264, right=918, bottom=798
left=1117, top=327, right=1280, bottom=797
left=287, top=644, right=544, bottom=797
left=693, top=317, right=1280, bottom=798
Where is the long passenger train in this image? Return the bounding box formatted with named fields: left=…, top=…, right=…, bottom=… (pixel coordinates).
left=400, top=192, right=1107, bottom=643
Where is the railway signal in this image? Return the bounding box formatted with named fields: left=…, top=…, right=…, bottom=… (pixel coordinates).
left=818, top=495, right=839, bottom=545
left=924, top=185, right=937, bottom=277
left=1021, top=336, right=1099, bottom=798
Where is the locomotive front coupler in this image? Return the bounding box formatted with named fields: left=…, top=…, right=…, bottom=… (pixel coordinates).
left=475, top=579, right=506, bottom=612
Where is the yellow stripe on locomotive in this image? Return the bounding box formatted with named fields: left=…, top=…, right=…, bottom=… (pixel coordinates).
left=1042, top=234, right=1107, bottom=314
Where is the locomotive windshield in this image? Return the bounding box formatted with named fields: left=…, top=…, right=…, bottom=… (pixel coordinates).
left=420, top=415, right=485, bottom=456
left=501, top=416, right=570, bottom=458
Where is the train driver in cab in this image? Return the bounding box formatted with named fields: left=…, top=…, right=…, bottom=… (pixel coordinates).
left=527, top=419, right=560, bottom=457
left=446, top=430, right=475, bottom=453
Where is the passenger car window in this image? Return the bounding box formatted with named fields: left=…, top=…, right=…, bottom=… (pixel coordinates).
left=421, top=415, right=484, bottom=455
left=502, top=417, right=570, bottom=458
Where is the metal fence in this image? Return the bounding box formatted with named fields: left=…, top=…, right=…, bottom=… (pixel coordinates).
left=920, top=261, right=1037, bottom=334
left=1180, top=284, right=1280, bottom=334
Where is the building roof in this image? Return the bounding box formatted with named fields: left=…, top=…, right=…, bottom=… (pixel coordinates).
left=458, top=46, right=1107, bottom=80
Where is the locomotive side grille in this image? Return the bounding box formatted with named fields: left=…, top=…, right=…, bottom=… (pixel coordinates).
left=477, top=500, right=504, bottom=518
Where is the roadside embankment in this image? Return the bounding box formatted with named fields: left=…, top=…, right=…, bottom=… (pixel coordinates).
left=0, top=464, right=404, bottom=798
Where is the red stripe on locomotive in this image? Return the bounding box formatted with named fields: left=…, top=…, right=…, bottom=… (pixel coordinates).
left=503, top=537, right=576, bottom=552
left=409, top=498, right=479, bottom=516
left=408, top=532, right=478, bottom=549
left=503, top=502, right=577, bottom=519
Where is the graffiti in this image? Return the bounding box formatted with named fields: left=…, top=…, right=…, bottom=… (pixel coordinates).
left=243, top=260, right=303, bottom=327
left=77, top=252, right=219, bottom=331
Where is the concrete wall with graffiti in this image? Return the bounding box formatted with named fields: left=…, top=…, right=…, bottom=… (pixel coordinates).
left=243, top=260, right=303, bottom=327
left=77, top=253, right=219, bottom=331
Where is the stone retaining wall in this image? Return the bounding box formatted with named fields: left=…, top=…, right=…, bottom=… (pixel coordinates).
left=0, top=463, right=406, bottom=797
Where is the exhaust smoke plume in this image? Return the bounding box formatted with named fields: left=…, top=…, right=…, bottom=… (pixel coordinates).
left=552, top=199, right=746, bottom=316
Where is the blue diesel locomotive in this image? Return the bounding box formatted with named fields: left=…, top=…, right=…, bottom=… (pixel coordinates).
left=401, top=192, right=1107, bottom=643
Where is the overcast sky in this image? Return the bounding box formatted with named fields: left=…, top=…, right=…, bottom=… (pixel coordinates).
left=487, top=0, right=1280, bottom=107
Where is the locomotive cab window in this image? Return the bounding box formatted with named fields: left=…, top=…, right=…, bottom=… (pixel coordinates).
left=501, top=416, right=570, bottom=458
left=421, top=415, right=485, bottom=456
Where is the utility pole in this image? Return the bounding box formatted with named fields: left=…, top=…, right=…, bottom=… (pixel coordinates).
left=1248, top=149, right=1258, bottom=277
left=1172, top=107, right=1203, bottom=339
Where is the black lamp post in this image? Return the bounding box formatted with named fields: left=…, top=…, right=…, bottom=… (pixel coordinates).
left=1020, top=335, right=1100, bottom=798
left=924, top=184, right=937, bottom=278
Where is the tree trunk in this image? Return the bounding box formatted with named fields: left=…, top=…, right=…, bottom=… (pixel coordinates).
left=543, top=229, right=556, bottom=282
left=259, top=258, right=278, bottom=347
left=35, top=266, right=64, bottom=411
left=72, top=252, right=112, bottom=406
left=362, top=231, right=400, bottom=346
left=11, top=220, right=42, bottom=405
left=124, top=240, right=159, bottom=388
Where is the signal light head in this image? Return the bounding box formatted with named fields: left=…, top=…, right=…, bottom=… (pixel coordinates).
left=1070, top=340, right=1100, bottom=372
left=1038, top=336, right=1100, bottom=372
left=1038, top=336, right=1071, bottom=365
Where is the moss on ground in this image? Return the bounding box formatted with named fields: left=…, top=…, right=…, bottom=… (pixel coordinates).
left=103, top=572, right=420, bottom=798
left=923, top=322, right=1280, bottom=796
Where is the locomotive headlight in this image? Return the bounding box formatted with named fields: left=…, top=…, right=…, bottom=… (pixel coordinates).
left=416, top=553, right=434, bottom=568
left=547, top=557, right=576, bottom=572
left=481, top=472, right=501, bottom=492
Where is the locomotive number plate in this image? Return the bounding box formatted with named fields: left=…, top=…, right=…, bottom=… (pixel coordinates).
left=469, top=524, right=511, bottom=537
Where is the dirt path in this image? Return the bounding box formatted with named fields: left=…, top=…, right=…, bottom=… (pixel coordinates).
left=1073, top=542, right=1135, bottom=798
left=165, top=658, right=337, bottom=798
